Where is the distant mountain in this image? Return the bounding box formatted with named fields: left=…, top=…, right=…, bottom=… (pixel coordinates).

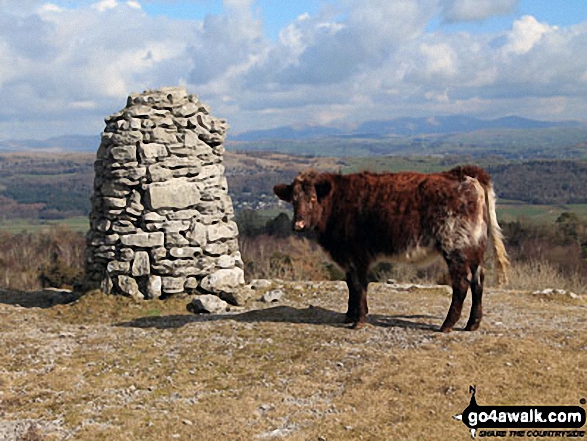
left=0, top=135, right=100, bottom=152
left=1, top=115, right=584, bottom=155
left=231, top=125, right=346, bottom=141
left=231, top=115, right=582, bottom=141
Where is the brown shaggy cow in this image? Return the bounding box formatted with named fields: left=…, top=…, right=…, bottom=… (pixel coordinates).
left=274, top=165, right=509, bottom=332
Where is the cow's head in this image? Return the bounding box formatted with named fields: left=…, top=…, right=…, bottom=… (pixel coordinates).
left=273, top=171, right=333, bottom=232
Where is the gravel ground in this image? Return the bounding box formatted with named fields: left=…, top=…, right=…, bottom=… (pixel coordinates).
left=0, top=282, right=585, bottom=440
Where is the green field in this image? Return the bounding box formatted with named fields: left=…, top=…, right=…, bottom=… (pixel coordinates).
left=0, top=203, right=586, bottom=236
left=497, top=202, right=587, bottom=224
left=0, top=216, right=89, bottom=234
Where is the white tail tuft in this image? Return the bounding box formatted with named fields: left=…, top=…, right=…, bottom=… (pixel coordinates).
left=485, top=184, right=510, bottom=285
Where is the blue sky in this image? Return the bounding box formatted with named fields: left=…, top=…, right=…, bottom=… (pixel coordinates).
left=1, top=0, right=587, bottom=140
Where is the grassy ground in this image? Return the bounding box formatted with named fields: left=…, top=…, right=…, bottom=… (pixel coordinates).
left=497, top=202, right=587, bottom=223
left=0, top=282, right=585, bottom=440
left=0, top=217, right=89, bottom=234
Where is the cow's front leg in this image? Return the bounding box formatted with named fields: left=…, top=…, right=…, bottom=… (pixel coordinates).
left=345, top=267, right=369, bottom=329
left=465, top=265, right=484, bottom=331
left=440, top=259, right=469, bottom=333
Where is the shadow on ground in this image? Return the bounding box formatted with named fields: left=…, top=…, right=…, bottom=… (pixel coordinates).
left=0, top=289, right=81, bottom=309
left=116, top=305, right=441, bottom=332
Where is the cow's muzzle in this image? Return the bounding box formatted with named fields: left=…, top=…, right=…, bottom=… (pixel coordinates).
left=294, top=220, right=306, bottom=231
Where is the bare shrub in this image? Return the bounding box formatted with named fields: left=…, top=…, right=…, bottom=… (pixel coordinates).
left=507, top=259, right=586, bottom=294
left=239, top=235, right=333, bottom=281
left=0, top=227, right=85, bottom=291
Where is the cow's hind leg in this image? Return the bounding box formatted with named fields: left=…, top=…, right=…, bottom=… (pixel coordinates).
left=440, top=258, right=470, bottom=333
left=345, top=267, right=369, bottom=329
left=465, top=265, right=484, bottom=331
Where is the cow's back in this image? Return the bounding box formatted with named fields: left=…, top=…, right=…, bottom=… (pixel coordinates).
left=317, top=170, right=487, bottom=264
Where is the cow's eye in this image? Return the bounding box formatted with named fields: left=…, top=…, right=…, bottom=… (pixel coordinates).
left=310, top=196, right=317, bottom=203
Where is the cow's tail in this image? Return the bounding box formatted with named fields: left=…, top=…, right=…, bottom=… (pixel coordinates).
left=484, top=182, right=510, bottom=285
left=453, top=165, right=510, bottom=285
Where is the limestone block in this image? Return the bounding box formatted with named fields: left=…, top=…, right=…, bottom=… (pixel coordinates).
left=184, top=131, right=205, bottom=149
left=167, top=209, right=200, bottom=221
left=207, top=221, right=238, bottom=242
left=112, top=221, right=138, bottom=234
left=170, top=247, right=200, bottom=259
left=147, top=275, right=162, bottom=299
left=107, top=260, right=130, bottom=274
left=118, top=276, right=144, bottom=300
left=132, top=251, right=150, bottom=276
left=151, top=127, right=178, bottom=144
left=111, top=145, right=136, bottom=162
left=110, top=130, right=142, bottom=145
left=164, top=232, right=190, bottom=247
left=185, top=277, right=199, bottom=291
left=200, top=267, right=244, bottom=295
left=146, top=178, right=201, bottom=210
left=127, top=105, right=153, bottom=118
left=139, top=142, right=168, bottom=160
left=217, top=254, right=236, bottom=269
left=204, top=242, right=229, bottom=257
left=162, top=220, right=191, bottom=234
left=120, top=248, right=135, bottom=261
left=186, top=221, right=207, bottom=247
left=96, top=219, right=111, bottom=232
left=197, top=164, right=223, bottom=181
left=156, top=117, right=175, bottom=128
left=128, top=117, right=142, bottom=130
left=121, top=232, right=164, bottom=248
left=101, top=182, right=128, bottom=198
left=145, top=222, right=164, bottom=232
left=148, top=164, right=174, bottom=182
left=144, top=212, right=166, bottom=222
left=103, top=197, right=127, bottom=209
left=162, top=276, right=186, bottom=294
left=174, top=102, right=199, bottom=118
left=150, top=247, right=168, bottom=261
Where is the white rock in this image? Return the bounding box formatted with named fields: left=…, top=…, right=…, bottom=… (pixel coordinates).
left=187, top=295, right=228, bottom=314
left=200, top=268, right=244, bottom=295
left=262, top=289, right=284, bottom=303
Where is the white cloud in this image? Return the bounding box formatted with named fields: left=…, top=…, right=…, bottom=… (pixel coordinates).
left=92, top=0, right=118, bottom=12
left=419, top=42, right=458, bottom=78
left=502, top=15, right=554, bottom=55
left=1, top=0, right=587, bottom=140
left=441, top=0, right=519, bottom=23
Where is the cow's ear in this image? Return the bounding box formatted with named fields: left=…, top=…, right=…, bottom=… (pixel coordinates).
left=274, top=183, right=293, bottom=202
left=315, top=177, right=332, bottom=202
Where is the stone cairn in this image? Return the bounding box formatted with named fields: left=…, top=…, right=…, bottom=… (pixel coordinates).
left=85, top=87, right=244, bottom=300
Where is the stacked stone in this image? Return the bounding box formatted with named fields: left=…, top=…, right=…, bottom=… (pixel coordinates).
left=86, top=87, right=244, bottom=300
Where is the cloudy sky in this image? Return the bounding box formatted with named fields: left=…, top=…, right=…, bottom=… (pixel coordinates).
left=1, top=0, right=586, bottom=140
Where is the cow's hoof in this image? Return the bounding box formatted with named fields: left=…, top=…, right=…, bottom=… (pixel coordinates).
left=464, top=322, right=480, bottom=331
left=439, top=325, right=452, bottom=333
left=351, top=321, right=366, bottom=330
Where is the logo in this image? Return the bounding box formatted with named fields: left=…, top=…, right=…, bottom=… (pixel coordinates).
left=453, top=386, right=586, bottom=439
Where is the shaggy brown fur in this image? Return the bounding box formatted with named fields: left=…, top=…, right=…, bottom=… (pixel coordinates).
left=274, top=165, right=509, bottom=332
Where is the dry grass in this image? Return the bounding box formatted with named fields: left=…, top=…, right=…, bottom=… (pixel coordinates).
left=0, top=228, right=85, bottom=292
left=239, top=236, right=336, bottom=281
left=0, top=282, right=585, bottom=440
left=506, top=259, right=587, bottom=294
